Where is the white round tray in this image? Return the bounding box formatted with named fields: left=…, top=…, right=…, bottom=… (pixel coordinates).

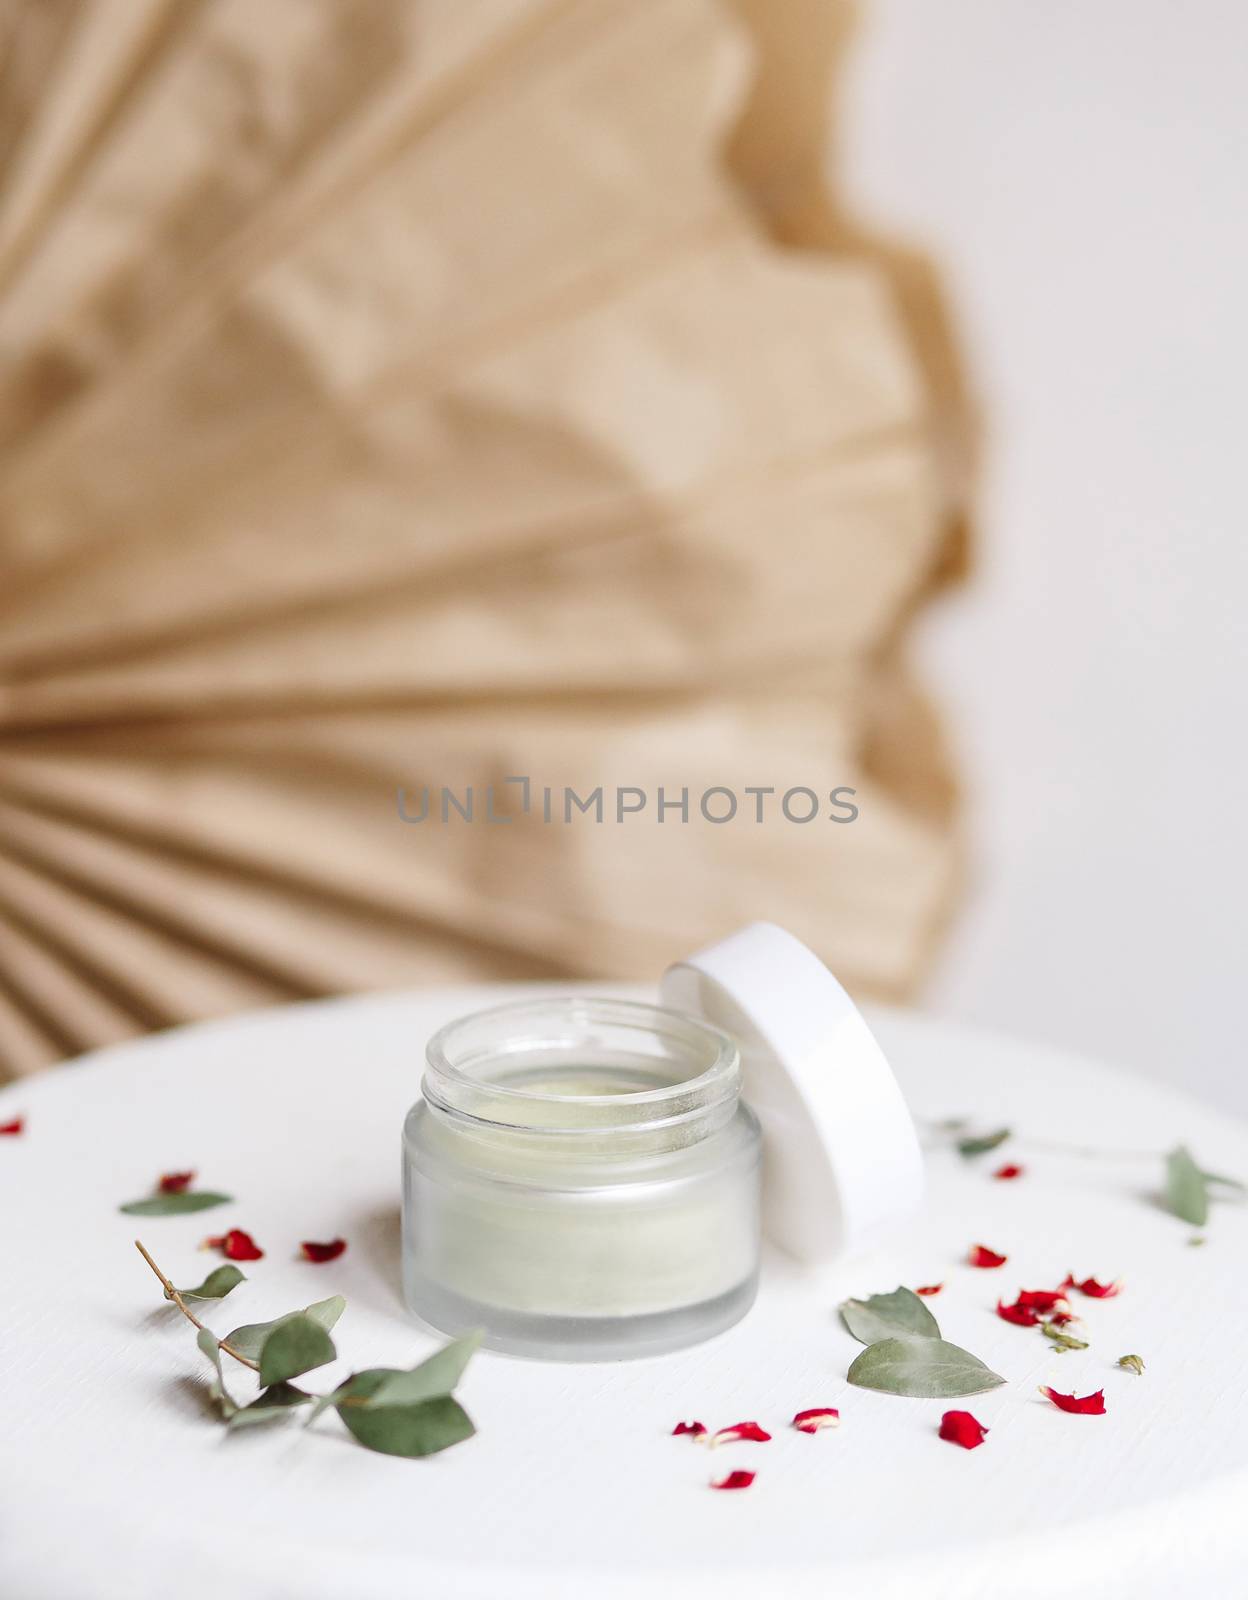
left=2, top=985, right=1245, bottom=1600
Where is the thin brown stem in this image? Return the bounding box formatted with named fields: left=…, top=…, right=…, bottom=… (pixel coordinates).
left=1011, top=1136, right=1162, bottom=1161
left=134, top=1239, right=260, bottom=1371
left=919, top=1120, right=1161, bottom=1162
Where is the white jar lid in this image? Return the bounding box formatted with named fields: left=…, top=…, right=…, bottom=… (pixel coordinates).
left=661, top=921, right=924, bottom=1264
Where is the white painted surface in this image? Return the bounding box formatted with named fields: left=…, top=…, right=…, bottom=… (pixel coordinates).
left=2, top=986, right=1246, bottom=1599
left=842, top=1, right=1248, bottom=1112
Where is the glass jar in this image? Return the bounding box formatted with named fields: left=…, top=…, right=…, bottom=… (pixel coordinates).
left=402, top=996, right=762, bottom=1360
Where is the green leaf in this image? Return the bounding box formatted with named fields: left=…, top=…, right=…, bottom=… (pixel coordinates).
left=1041, top=1321, right=1089, bottom=1352
left=196, top=1327, right=236, bottom=1419
left=839, top=1287, right=940, bottom=1346
left=227, top=1383, right=313, bottom=1430
left=257, top=1314, right=337, bottom=1388
left=1201, top=1169, right=1246, bottom=1193
left=956, top=1127, right=1011, bottom=1159
left=225, top=1296, right=346, bottom=1363
left=847, top=1337, right=1006, bottom=1398
left=366, top=1333, right=482, bottom=1407
left=120, top=1190, right=233, bottom=1216
left=1117, top=1353, right=1145, bottom=1375
left=336, top=1388, right=475, bottom=1458
left=1165, top=1145, right=1208, bottom=1226
left=172, top=1265, right=245, bottom=1302
left=314, top=1333, right=482, bottom=1437
left=311, top=1340, right=477, bottom=1422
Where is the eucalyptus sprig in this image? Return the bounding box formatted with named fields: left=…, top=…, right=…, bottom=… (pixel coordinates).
left=135, top=1241, right=479, bottom=1458
left=840, top=1286, right=1006, bottom=1398
left=927, top=1120, right=1244, bottom=1230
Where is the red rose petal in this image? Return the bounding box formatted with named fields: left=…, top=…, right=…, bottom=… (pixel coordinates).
left=1039, top=1386, right=1106, bottom=1415
left=0, top=1116, right=25, bottom=1136
left=1016, top=1289, right=1070, bottom=1313
left=915, top=1283, right=944, bottom=1296
left=996, top=1298, right=1041, bottom=1327
left=1047, top=1309, right=1077, bottom=1327
left=300, top=1238, right=347, bottom=1264
left=939, top=1410, right=989, bottom=1449
left=710, top=1469, right=755, bottom=1490
left=969, top=1244, right=1008, bottom=1269
left=203, top=1228, right=264, bottom=1261
left=672, top=1420, right=708, bottom=1440
left=709, top=1421, right=772, bottom=1448
left=792, top=1408, right=840, bottom=1434
left=158, top=1171, right=195, bottom=1194
left=993, top=1163, right=1024, bottom=1180
left=1063, top=1274, right=1122, bottom=1299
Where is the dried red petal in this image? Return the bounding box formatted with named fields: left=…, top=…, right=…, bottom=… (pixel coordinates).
left=1063, top=1274, right=1122, bottom=1299
left=300, top=1238, right=347, bottom=1264
left=709, top=1421, right=772, bottom=1448
left=710, top=1469, right=755, bottom=1490
left=993, top=1163, right=1024, bottom=1180
left=203, top=1228, right=264, bottom=1261
left=969, top=1244, right=1008, bottom=1268
left=996, top=1298, right=1041, bottom=1327
left=157, top=1171, right=195, bottom=1194
left=1016, top=1289, right=1070, bottom=1313
left=1039, top=1385, right=1106, bottom=1415
left=0, top=1116, right=25, bottom=1136
left=939, top=1410, right=989, bottom=1449
left=792, top=1408, right=840, bottom=1434
left=1047, top=1309, right=1077, bottom=1327
left=915, top=1283, right=944, bottom=1296
left=672, top=1420, right=708, bottom=1440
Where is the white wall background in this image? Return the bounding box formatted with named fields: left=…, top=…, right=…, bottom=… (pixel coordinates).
left=842, top=1, right=1248, bottom=1113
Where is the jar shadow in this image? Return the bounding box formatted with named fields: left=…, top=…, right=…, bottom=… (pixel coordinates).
left=342, top=1201, right=405, bottom=1315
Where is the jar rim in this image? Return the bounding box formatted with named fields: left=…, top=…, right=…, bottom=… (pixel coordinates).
left=423, top=996, right=741, bottom=1135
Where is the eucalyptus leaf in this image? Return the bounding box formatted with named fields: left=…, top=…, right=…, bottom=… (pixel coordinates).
left=225, top=1296, right=346, bottom=1363
left=367, top=1333, right=482, bottom=1407
left=120, top=1190, right=233, bottom=1217
left=1166, top=1145, right=1208, bottom=1226
left=227, top=1383, right=313, bottom=1430
left=847, top=1337, right=1006, bottom=1398
left=315, top=1333, right=482, bottom=1429
left=840, top=1287, right=940, bottom=1346
left=196, top=1327, right=236, bottom=1418
left=172, top=1265, right=245, bottom=1302
left=258, top=1314, right=337, bottom=1388
left=336, top=1387, right=475, bottom=1458
left=956, top=1127, right=1011, bottom=1159
left=315, top=1324, right=480, bottom=1452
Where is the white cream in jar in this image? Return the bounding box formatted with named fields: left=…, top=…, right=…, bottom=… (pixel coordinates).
left=402, top=997, right=761, bottom=1360
left=402, top=923, right=924, bottom=1362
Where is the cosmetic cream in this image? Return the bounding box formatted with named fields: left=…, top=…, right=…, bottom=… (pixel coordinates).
left=402, top=922, right=924, bottom=1362
left=402, top=997, right=761, bottom=1360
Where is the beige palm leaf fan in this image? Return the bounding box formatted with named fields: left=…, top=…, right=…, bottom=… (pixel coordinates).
left=0, top=0, right=971, bottom=1077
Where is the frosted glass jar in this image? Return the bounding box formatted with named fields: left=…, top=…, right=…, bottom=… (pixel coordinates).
left=402, top=997, right=761, bottom=1360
